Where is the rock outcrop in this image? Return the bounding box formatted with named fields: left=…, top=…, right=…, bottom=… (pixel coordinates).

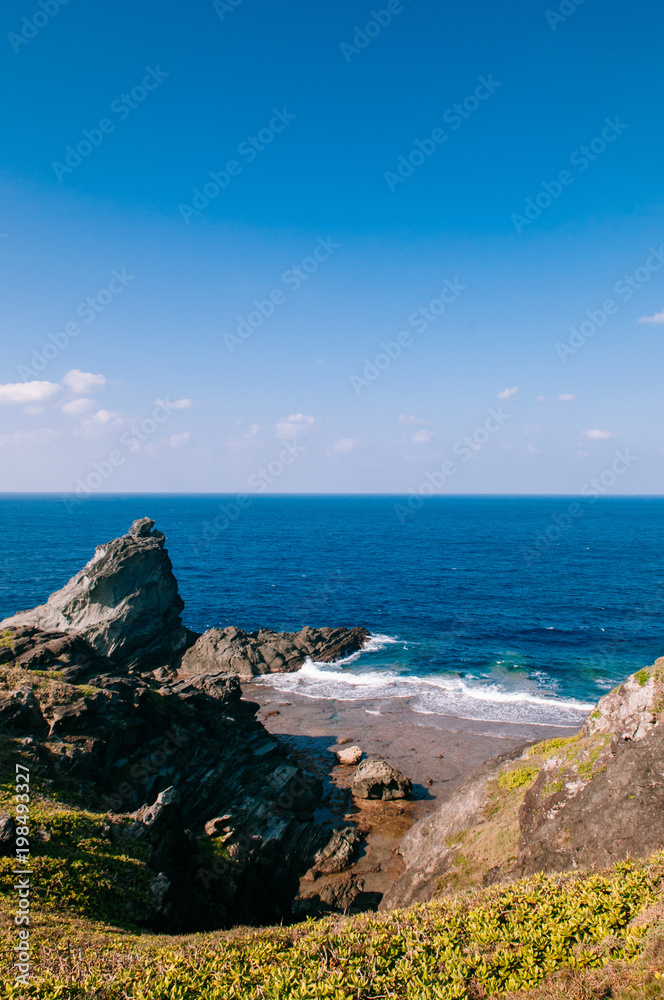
left=178, top=624, right=369, bottom=678
left=351, top=758, right=412, bottom=800
left=1, top=518, right=190, bottom=671
left=0, top=519, right=373, bottom=931
left=382, top=660, right=664, bottom=911
left=582, top=663, right=663, bottom=742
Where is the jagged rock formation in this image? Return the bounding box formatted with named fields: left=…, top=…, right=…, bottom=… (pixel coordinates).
left=382, top=659, right=664, bottom=911
left=1, top=518, right=190, bottom=670
left=179, top=624, right=369, bottom=678
left=0, top=519, right=371, bottom=931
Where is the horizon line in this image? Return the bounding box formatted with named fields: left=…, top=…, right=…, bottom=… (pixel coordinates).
left=0, top=492, right=663, bottom=499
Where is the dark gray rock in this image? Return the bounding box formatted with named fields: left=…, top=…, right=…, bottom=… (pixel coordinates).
left=0, top=687, right=46, bottom=731
left=293, top=873, right=381, bottom=918
left=310, top=826, right=361, bottom=876
left=0, top=521, right=190, bottom=670
left=179, top=624, right=370, bottom=678
left=0, top=517, right=374, bottom=931
left=351, top=758, right=412, bottom=801
left=0, top=813, right=16, bottom=856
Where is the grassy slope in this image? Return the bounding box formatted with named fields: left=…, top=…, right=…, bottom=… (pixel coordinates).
left=2, top=853, right=664, bottom=999
left=3, top=664, right=664, bottom=997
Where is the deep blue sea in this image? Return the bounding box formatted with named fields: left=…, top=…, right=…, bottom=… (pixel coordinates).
left=1, top=494, right=663, bottom=729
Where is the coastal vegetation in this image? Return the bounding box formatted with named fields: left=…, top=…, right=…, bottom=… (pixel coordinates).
left=1, top=852, right=664, bottom=998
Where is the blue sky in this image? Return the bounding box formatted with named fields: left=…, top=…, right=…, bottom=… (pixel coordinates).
left=1, top=0, right=663, bottom=494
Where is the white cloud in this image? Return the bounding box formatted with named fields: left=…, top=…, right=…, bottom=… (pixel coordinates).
left=524, top=425, right=542, bottom=436
left=61, top=370, right=107, bottom=395
left=61, top=397, right=94, bottom=416
left=0, top=428, right=60, bottom=447
left=169, top=432, right=190, bottom=448
left=638, top=308, right=664, bottom=324
left=558, top=393, right=576, bottom=402
left=399, top=414, right=432, bottom=426
left=522, top=443, right=541, bottom=455
left=498, top=386, right=519, bottom=400
left=275, top=413, right=316, bottom=440
left=329, top=437, right=359, bottom=455
left=582, top=429, right=617, bottom=440
left=0, top=381, right=61, bottom=405
left=412, top=428, right=432, bottom=444
left=227, top=424, right=261, bottom=450
left=537, top=396, right=547, bottom=403
left=154, top=397, right=193, bottom=410
left=76, top=409, right=124, bottom=438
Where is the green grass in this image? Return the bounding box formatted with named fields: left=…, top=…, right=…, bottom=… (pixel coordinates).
left=1, top=854, right=663, bottom=999
left=498, top=765, right=540, bottom=792
left=0, top=629, right=14, bottom=652
left=635, top=668, right=651, bottom=688
left=0, top=805, right=153, bottom=930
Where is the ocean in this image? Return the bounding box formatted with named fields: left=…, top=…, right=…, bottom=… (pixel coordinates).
left=1, top=494, right=663, bottom=729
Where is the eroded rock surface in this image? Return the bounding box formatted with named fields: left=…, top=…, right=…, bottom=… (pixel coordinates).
left=0, top=519, right=371, bottom=931
left=178, top=624, right=369, bottom=678
left=1, top=518, right=190, bottom=670
left=352, top=758, right=412, bottom=801
left=382, top=661, right=664, bottom=910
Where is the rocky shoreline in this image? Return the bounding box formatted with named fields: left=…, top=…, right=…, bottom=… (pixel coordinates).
left=246, top=681, right=578, bottom=908
left=0, top=518, right=374, bottom=929
left=2, top=516, right=664, bottom=934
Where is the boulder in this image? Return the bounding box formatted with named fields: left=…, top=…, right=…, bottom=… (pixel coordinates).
left=293, top=873, right=382, bottom=918
left=335, top=745, right=362, bottom=765
left=0, top=519, right=190, bottom=670
left=351, top=758, right=412, bottom=801
left=311, top=826, right=361, bottom=875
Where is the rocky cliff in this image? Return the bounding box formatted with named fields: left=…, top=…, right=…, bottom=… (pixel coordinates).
left=382, top=659, right=664, bottom=910
left=0, top=518, right=370, bottom=931
left=1, top=518, right=190, bottom=671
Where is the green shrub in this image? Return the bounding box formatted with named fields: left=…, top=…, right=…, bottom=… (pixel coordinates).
left=498, top=764, right=540, bottom=791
